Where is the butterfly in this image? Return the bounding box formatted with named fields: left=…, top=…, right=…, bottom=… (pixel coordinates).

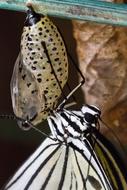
left=3, top=105, right=127, bottom=190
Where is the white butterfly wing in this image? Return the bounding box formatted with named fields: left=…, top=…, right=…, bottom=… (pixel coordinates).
left=4, top=138, right=60, bottom=190
left=4, top=137, right=108, bottom=190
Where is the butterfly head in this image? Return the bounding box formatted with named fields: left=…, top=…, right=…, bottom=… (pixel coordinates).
left=81, top=105, right=101, bottom=127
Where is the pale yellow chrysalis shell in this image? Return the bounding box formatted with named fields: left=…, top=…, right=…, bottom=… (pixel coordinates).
left=11, top=11, right=68, bottom=126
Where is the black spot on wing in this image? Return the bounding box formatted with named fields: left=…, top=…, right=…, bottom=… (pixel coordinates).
left=87, top=175, right=102, bottom=190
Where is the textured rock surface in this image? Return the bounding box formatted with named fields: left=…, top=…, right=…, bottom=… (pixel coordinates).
left=73, top=3, right=127, bottom=146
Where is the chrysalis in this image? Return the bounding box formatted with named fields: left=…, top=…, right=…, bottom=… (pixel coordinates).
left=11, top=6, right=68, bottom=127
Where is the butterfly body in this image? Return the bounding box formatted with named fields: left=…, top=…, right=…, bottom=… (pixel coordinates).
left=11, top=7, right=68, bottom=127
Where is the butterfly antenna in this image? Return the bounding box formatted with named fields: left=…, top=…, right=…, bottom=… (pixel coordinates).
left=26, top=121, right=56, bottom=141
left=0, top=113, right=56, bottom=141
left=68, top=51, right=85, bottom=81
left=57, top=51, right=85, bottom=109
left=66, top=82, right=77, bottom=101
left=0, top=114, right=16, bottom=120
left=57, top=82, right=84, bottom=109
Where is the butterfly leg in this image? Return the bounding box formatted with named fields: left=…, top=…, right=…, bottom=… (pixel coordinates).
left=56, top=51, right=85, bottom=109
